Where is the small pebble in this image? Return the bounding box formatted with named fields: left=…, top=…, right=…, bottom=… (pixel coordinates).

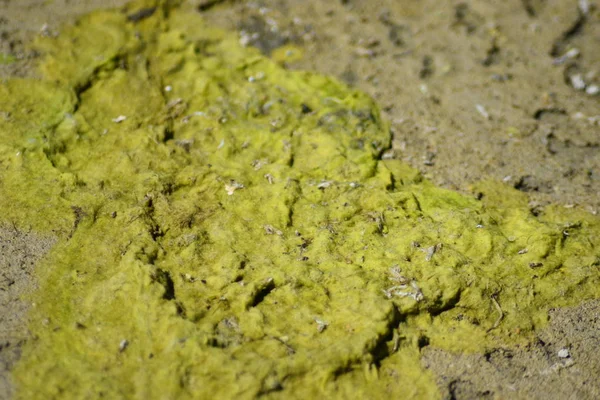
left=558, top=348, right=570, bottom=359
left=570, top=74, right=586, bottom=90
left=586, top=84, right=599, bottom=95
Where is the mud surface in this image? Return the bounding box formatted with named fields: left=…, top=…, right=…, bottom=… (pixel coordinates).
left=0, top=0, right=599, bottom=399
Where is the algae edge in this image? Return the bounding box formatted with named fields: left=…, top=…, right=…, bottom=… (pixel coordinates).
left=0, top=1, right=598, bottom=398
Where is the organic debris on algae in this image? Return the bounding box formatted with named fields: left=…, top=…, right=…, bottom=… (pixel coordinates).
left=0, top=1, right=599, bottom=398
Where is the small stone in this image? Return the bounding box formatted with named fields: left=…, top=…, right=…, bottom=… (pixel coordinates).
left=558, top=348, right=570, bottom=358
left=586, top=85, right=599, bottom=95
left=570, top=74, right=586, bottom=90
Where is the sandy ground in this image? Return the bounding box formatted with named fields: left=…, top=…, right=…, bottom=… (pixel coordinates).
left=0, top=0, right=599, bottom=398
left=0, top=229, right=54, bottom=400
left=201, top=0, right=600, bottom=212
left=422, top=299, right=600, bottom=399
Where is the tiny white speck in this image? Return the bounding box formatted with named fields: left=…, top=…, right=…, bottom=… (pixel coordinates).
left=565, top=48, right=580, bottom=59
left=317, top=181, right=332, bottom=189
left=112, top=115, right=127, bottom=123
left=476, top=104, right=489, bottom=120
left=164, top=85, right=172, bottom=92
left=239, top=35, right=251, bottom=47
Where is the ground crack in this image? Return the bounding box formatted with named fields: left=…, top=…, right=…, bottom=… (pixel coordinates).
left=550, top=6, right=587, bottom=57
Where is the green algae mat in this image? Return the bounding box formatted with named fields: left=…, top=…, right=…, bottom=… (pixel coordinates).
left=1, top=1, right=600, bottom=398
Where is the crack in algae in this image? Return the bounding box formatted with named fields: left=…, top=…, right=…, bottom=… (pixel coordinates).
left=0, top=1, right=599, bottom=398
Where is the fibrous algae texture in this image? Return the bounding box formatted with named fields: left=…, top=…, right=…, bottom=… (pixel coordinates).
left=1, top=1, right=599, bottom=398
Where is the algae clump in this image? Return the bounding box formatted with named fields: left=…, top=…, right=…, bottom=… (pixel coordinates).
left=1, top=1, right=599, bottom=399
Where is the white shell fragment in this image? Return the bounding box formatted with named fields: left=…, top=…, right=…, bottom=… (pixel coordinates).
left=475, top=104, right=490, bottom=120
left=314, top=318, right=329, bottom=333
left=384, top=260, right=426, bottom=302
left=225, top=181, right=244, bottom=195
left=317, top=181, right=332, bottom=189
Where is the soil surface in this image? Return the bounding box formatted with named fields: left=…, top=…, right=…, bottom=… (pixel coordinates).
left=0, top=228, right=54, bottom=400
left=0, top=0, right=599, bottom=399
left=200, top=0, right=600, bottom=213
left=422, top=299, right=600, bottom=399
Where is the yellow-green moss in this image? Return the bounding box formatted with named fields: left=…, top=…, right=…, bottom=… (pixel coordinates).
left=1, top=1, right=599, bottom=398
left=0, top=53, right=17, bottom=65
